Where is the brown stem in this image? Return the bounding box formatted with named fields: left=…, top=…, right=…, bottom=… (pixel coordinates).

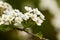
left=13, top=28, right=47, bottom=40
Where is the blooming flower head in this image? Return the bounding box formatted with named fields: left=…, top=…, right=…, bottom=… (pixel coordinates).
left=0, top=1, right=13, bottom=14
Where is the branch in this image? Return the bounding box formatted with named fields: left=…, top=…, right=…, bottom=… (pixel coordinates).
left=13, top=28, right=47, bottom=40
left=14, top=28, right=36, bottom=36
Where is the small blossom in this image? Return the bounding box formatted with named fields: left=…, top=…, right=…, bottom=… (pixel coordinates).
left=4, top=22, right=9, bottom=25
left=25, top=6, right=33, bottom=12
left=3, top=2, right=12, bottom=9
left=39, top=13, right=45, bottom=20
left=0, top=1, right=3, bottom=5
left=14, top=9, right=20, bottom=13
left=15, top=17, right=23, bottom=23
left=8, top=15, right=15, bottom=22
left=33, top=8, right=45, bottom=20
left=14, top=23, right=19, bottom=26
left=3, top=9, right=13, bottom=14
left=2, top=14, right=8, bottom=21
left=23, top=12, right=31, bottom=20
left=33, top=8, right=40, bottom=15
left=8, top=10, right=17, bottom=17
left=0, top=1, right=13, bottom=14
left=31, top=14, right=37, bottom=21
left=0, top=18, right=4, bottom=25
left=35, top=17, right=43, bottom=26
left=22, top=15, right=29, bottom=20
left=18, top=12, right=23, bottom=17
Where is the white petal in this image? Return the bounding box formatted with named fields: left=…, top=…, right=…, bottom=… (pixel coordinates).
left=25, top=6, right=33, bottom=12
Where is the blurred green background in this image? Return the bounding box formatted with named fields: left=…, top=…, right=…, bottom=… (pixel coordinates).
left=0, top=0, right=60, bottom=40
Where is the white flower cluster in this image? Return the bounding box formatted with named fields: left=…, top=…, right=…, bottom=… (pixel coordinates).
left=0, top=1, right=12, bottom=14
left=0, top=1, right=45, bottom=26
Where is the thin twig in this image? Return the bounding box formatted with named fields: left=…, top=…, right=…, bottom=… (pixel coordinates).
left=13, top=28, right=47, bottom=40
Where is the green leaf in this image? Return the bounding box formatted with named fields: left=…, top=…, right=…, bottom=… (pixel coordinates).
left=36, top=32, right=43, bottom=39
left=0, top=25, right=13, bottom=31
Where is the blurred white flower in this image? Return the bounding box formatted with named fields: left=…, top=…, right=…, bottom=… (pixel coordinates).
left=15, top=17, right=23, bottom=23
left=25, top=6, right=33, bottom=12
left=8, top=10, right=18, bottom=17
left=4, top=22, right=9, bottom=25
left=14, top=9, right=20, bottom=13
left=39, top=13, right=45, bottom=20
left=35, top=17, right=43, bottom=26
left=33, top=8, right=40, bottom=15
left=23, top=12, right=31, bottom=20
left=14, top=23, right=20, bottom=26
left=33, top=8, right=45, bottom=20
left=0, top=18, right=4, bottom=25
left=0, top=1, right=3, bottom=5
left=22, top=14, right=29, bottom=20
left=8, top=15, right=15, bottom=22
left=31, top=14, right=37, bottom=21
left=13, top=9, right=24, bottom=18
left=14, top=23, right=24, bottom=29
left=0, top=1, right=13, bottom=14
left=3, top=2, right=12, bottom=9
left=2, top=14, right=8, bottom=21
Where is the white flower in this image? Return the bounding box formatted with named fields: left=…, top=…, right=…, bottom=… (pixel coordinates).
left=24, top=6, right=33, bottom=12
left=39, top=13, right=45, bottom=20
left=8, top=15, right=15, bottom=22
left=15, top=17, right=23, bottom=23
left=14, top=9, right=20, bottom=13
left=22, top=12, right=33, bottom=20
left=2, top=14, right=8, bottom=21
left=14, top=23, right=24, bottom=29
left=3, top=9, right=13, bottom=14
left=3, top=2, right=12, bottom=8
left=8, top=10, right=18, bottom=17
left=18, top=12, right=23, bottom=17
left=25, top=12, right=32, bottom=17
left=4, top=22, right=9, bottom=25
left=14, top=9, right=24, bottom=17
left=33, top=8, right=40, bottom=15
left=35, top=17, right=43, bottom=26
left=14, top=23, right=20, bottom=26
left=0, top=1, right=4, bottom=7
left=0, top=18, right=4, bottom=25
left=33, top=8, right=45, bottom=20
left=23, top=12, right=31, bottom=19
left=3, top=2, right=12, bottom=9
left=31, top=14, right=37, bottom=21
left=22, top=15, right=28, bottom=20
left=13, top=9, right=24, bottom=19
left=1, top=2, right=12, bottom=10
left=0, top=1, right=13, bottom=14
left=0, top=1, right=3, bottom=5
